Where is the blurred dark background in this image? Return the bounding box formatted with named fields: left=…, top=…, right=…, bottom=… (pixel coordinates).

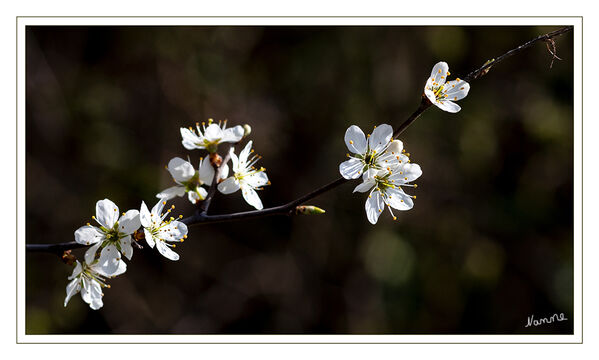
left=25, top=26, right=573, bottom=334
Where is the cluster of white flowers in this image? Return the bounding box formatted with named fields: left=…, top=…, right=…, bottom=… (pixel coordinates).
left=158, top=118, right=270, bottom=210
left=64, top=61, right=469, bottom=309
left=67, top=198, right=188, bottom=309
left=338, top=61, right=470, bottom=224
left=340, top=124, right=422, bottom=224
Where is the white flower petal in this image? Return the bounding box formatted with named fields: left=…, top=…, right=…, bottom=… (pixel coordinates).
left=94, top=258, right=127, bottom=278
left=368, top=124, right=393, bottom=154
left=156, top=185, right=186, bottom=200
left=219, top=163, right=230, bottom=180
left=241, top=186, right=263, bottom=210
left=239, top=140, right=253, bottom=166
left=221, top=125, right=244, bottom=143
left=434, top=100, right=461, bottom=113
left=151, top=198, right=166, bottom=217
left=167, top=157, right=195, bottom=183
left=161, top=221, right=188, bottom=242
left=339, top=157, right=364, bottom=179
left=353, top=178, right=376, bottom=193
left=81, top=279, right=103, bottom=310
left=431, top=61, right=449, bottom=86
left=199, top=157, right=215, bottom=185
left=229, top=148, right=239, bottom=173
left=203, top=123, right=223, bottom=142
left=64, top=278, right=81, bottom=307
left=118, top=210, right=140, bottom=235
left=244, top=171, right=269, bottom=188
left=443, top=80, right=470, bottom=101
left=119, top=235, right=134, bottom=260
left=217, top=177, right=241, bottom=194
left=424, top=88, right=437, bottom=105
left=95, top=199, right=119, bottom=229
left=144, top=228, right=155, bottom=248
left=386, top=140, right=403, bottom=155
left=401, top=163, right=423, bottom=182
left=98, top=244, right=122, bottom=276
left=68, top=260, right=83, bottom=280
left=140, top=201, right=152, bottom=228
left=74, top=226, right=103, bottom=245
left=84, top=242, right=102, bottom=265
left=385, top=187, right=415, bottom=211
left=156, top=240, right=180, bottom=261
left=365, top=191, right=384, bottom=224
left=344, top=125, right=367, bottom=154
left=180, top=127, right=203, bottom=150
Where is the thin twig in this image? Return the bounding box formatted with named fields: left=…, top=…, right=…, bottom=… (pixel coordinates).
left=26, top=26, right=573, bottom=253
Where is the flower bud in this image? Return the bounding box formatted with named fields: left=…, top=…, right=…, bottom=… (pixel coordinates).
left=243, top=124, right=252, bottom=137
left=295, top=205, right=326, bottom=215
left=209, top=152, right=223, bottom=167
left=61, top=250, right=76, bottom=266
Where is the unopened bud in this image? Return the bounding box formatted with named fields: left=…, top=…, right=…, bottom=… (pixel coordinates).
left=209, top=152, right=223, bottom=167
left=133, top=230, right=145, bottom=242
left=296, top=205, right=326, bottom=215
left=61, top=250, right=76, bottom=266
left=243, top=124, right=252, bottom=137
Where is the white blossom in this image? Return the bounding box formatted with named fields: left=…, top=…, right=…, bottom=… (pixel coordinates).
left=180, top=119, right=244, bottom=153
left=157, top=157, right=228, bottom=204
left=64, top=258, right=126, bottom=310
left=354, top=160, right=422, bottom=225
left=217, top=140, right=270, bottom=210
left=140, top=199, right=188, bottom=261
left=339, top=124, right=407, bottom=180
left=74, top=199, right=140, bottom=276
left=424, top=61, right=470, bottom=113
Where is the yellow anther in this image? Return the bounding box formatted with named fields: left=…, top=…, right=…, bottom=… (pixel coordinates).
left=267, top=181, right=271, bottom=185
left=92, top=216, right=96, bottom=219
left=378, top=209, right=382, bottom=212
left=183, top=235, right=187, bottom=239
left=456, top=78, right=461, bottom=81
left=414, top=184, right=418, bottom=188
left=208, top=118, right=213, bottom=123
left=106, top=285, right=111, bottom=289
left=454, top=97, right=457, bottom=100
left=404, top=177, right=408, bottom=180
left=387, top=167, right=390, bottom=171
left=367, top=134, right=371, bottom=138
left=172, top=244, right=176, bottom=248
left=86, top=222, right=90, bottom=226
left=401, top=200, right=404, bottom=203
left=349, top=140, right=354, bottom=144
left=179, top=215, right=183, bottom=218
left=180, top=239, right=184, bottom=242
left=122, top=212, right=125, bottom=216
left=413, top=196, right=417, bottom=199
left=346, top=153, right=350, bottom=157
left=460, top=87, right=464, bottom=90
left=162, top=201, right=166, bottom=205
left=113, top=208, right=117, bottom=212
left=170, top=217, right=175, bottom=221
left=447, top=71, right=451, bottom=76
left=368, top=195, right=372, bottom=198
left=393, top=216, right=397, bottom=221
left=438, top=69, right=442, bottom=73
left=171, top=205, right=175, bottom=209
left=188, top=127, right=193, bottom=131
left=373, top=125, right=377, bottom=129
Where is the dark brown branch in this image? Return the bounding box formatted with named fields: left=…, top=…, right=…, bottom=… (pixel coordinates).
left=26, top=26, right=573, bottom=252
left=463, top=26, right=572, bottom=82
